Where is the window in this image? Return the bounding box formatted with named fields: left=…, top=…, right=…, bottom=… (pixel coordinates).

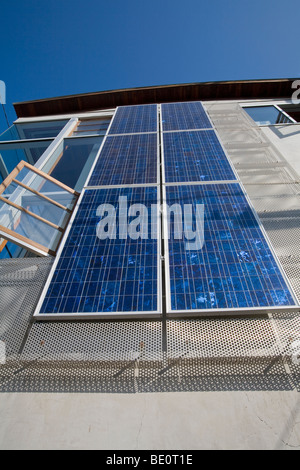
left=0, top=114, right=111, bottom=259
left=40, top=136, right=104, bottom=192
left=244, top=105, right=294, bottom=125
left=0, top=140, right=52, bottom=182
left=279, top=104, right=300, bottom=123
left=0, top=120, right=69, bottom=141
left=0, top=161, right=79, bottom=257
left=72, top=118, right=110, bottom=137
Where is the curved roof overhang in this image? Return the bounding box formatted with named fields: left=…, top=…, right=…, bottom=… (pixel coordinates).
left=14, top=78, right=299, bottom=118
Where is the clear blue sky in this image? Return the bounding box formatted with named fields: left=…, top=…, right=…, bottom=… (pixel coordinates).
left=1, top=0, right=300, bottom=132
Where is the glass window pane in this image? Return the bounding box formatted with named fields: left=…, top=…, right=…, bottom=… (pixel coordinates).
left=244, top=106, right=293, bottom=125
left=14, top=167, right=77, bottom=209
left=0, top=199, right=61, bottom=251
left=79, top=119, right=110, bottom=126
left=0, top=121, right=69, bottom=141
left=71, top=119, right=110, bottom=137
left=0, top=140, right=52, bottom=183
left=72, top=129, right=106, bottom=136
left=0, top=240, right=24, bottom=259
left=41, top=136, right=103, bottom=191
left=2, top=181, right=68, bottom=227
left=0, top=126, right=20, bottom=142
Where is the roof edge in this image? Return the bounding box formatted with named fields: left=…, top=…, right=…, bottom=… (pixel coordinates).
left=13, top=78, right=300, bottom=118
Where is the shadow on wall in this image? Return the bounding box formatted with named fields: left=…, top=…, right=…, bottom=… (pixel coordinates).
left=0, top=356, right=299, bottom=394
left=268, top=125, right=300, bottom=140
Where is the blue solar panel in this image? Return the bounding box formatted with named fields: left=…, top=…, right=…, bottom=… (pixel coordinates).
left=109, top=105, right=158, bottom=135
left=163, top=130, right=237, bottom=183
left=39, top=187, right=159, bottom=316
left=166, top=183, right=296, bottom=312
left=88, top=134, right=158, bottom=186
left=161, top=102, right=212, bottom=131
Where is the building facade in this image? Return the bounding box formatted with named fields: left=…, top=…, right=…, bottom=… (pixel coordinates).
left=0, top=79, right=300, bottom=391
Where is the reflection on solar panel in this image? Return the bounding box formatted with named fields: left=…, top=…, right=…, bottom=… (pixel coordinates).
left=38, top=187, right=160, bottom=317
left=165, top=183, right=296, bottom=313
left=88, top=134, right=158, bottom=186
left=109, top=105, right=158, bottom=135
left=161, top=102, right=212, bottom=131
left=163, top=130, right=237, bottom=183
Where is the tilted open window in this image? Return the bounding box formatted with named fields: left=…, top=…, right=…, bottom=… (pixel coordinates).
left=0, top=161, right=79, bottom=256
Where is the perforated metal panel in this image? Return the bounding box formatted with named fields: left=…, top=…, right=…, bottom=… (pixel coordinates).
left=0, top=257, right=53, bottom=355
left=22, top=320, right=163, bottom=362
left=167, top=314, right=300, bottom=359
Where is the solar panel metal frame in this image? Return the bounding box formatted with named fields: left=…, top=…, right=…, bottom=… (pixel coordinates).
left=161, top=129, right=239, bottom=184
left=87, top=133, right=160, bottom=187
left=161, top=101, right=213, bottom=132
left=72, top=105, right=160, bottom=188
left=160, top=102, right=300, bottom=317
left=34, top=106, right=162, bottom=320
left=33, top=185, right=162, bottom=320
left=85, top=107, right=160, bottom=187
left=108, top=104, right=159, bottom=136
left=163, top=181, right=300, bottom=317
left=160, top=104, right=240, bottom=185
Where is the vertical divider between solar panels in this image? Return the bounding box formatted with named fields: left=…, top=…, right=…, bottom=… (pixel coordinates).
left=159, top=105, right=171, bottom=316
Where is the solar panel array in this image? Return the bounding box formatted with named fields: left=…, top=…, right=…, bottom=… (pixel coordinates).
left=108, top=104, right=158, bottom=135
left=35, top=101, right=297, bottom=319
left=161, top=102, right=212, bottom=131
left=166, top=183, right=295, bottom=312
left=40, top=187, right=159, bottom=315
left=88, top=133, right=158, bottom=186
left=163, top=130, right=237, bottom=183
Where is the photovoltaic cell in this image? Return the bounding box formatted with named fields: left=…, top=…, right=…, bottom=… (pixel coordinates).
left=161, top=102, right=212, bottom=131
left=166, top=183, right=296, bottom=313
left=109, top=105, right=158, bottom=135
left=163, top=130, right=237, bottom=183
left=39, top=187, right=159, bottom=316
left=88, top=133, right=158, bottom=186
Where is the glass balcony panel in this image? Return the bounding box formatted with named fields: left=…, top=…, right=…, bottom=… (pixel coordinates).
left=0, top=140, right=52, bottom=182
left=40, top=136, right=103, bottom=191
left=0, top=199, right=61, bottom=252
left=2, top=180, right=68, bottom=228
left=14, top=167, right=77, bottom=209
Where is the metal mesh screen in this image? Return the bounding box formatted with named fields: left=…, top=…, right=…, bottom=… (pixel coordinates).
left=22, top=320, right=163, bottom=362
left=167, top=314, right=300, bottom=359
